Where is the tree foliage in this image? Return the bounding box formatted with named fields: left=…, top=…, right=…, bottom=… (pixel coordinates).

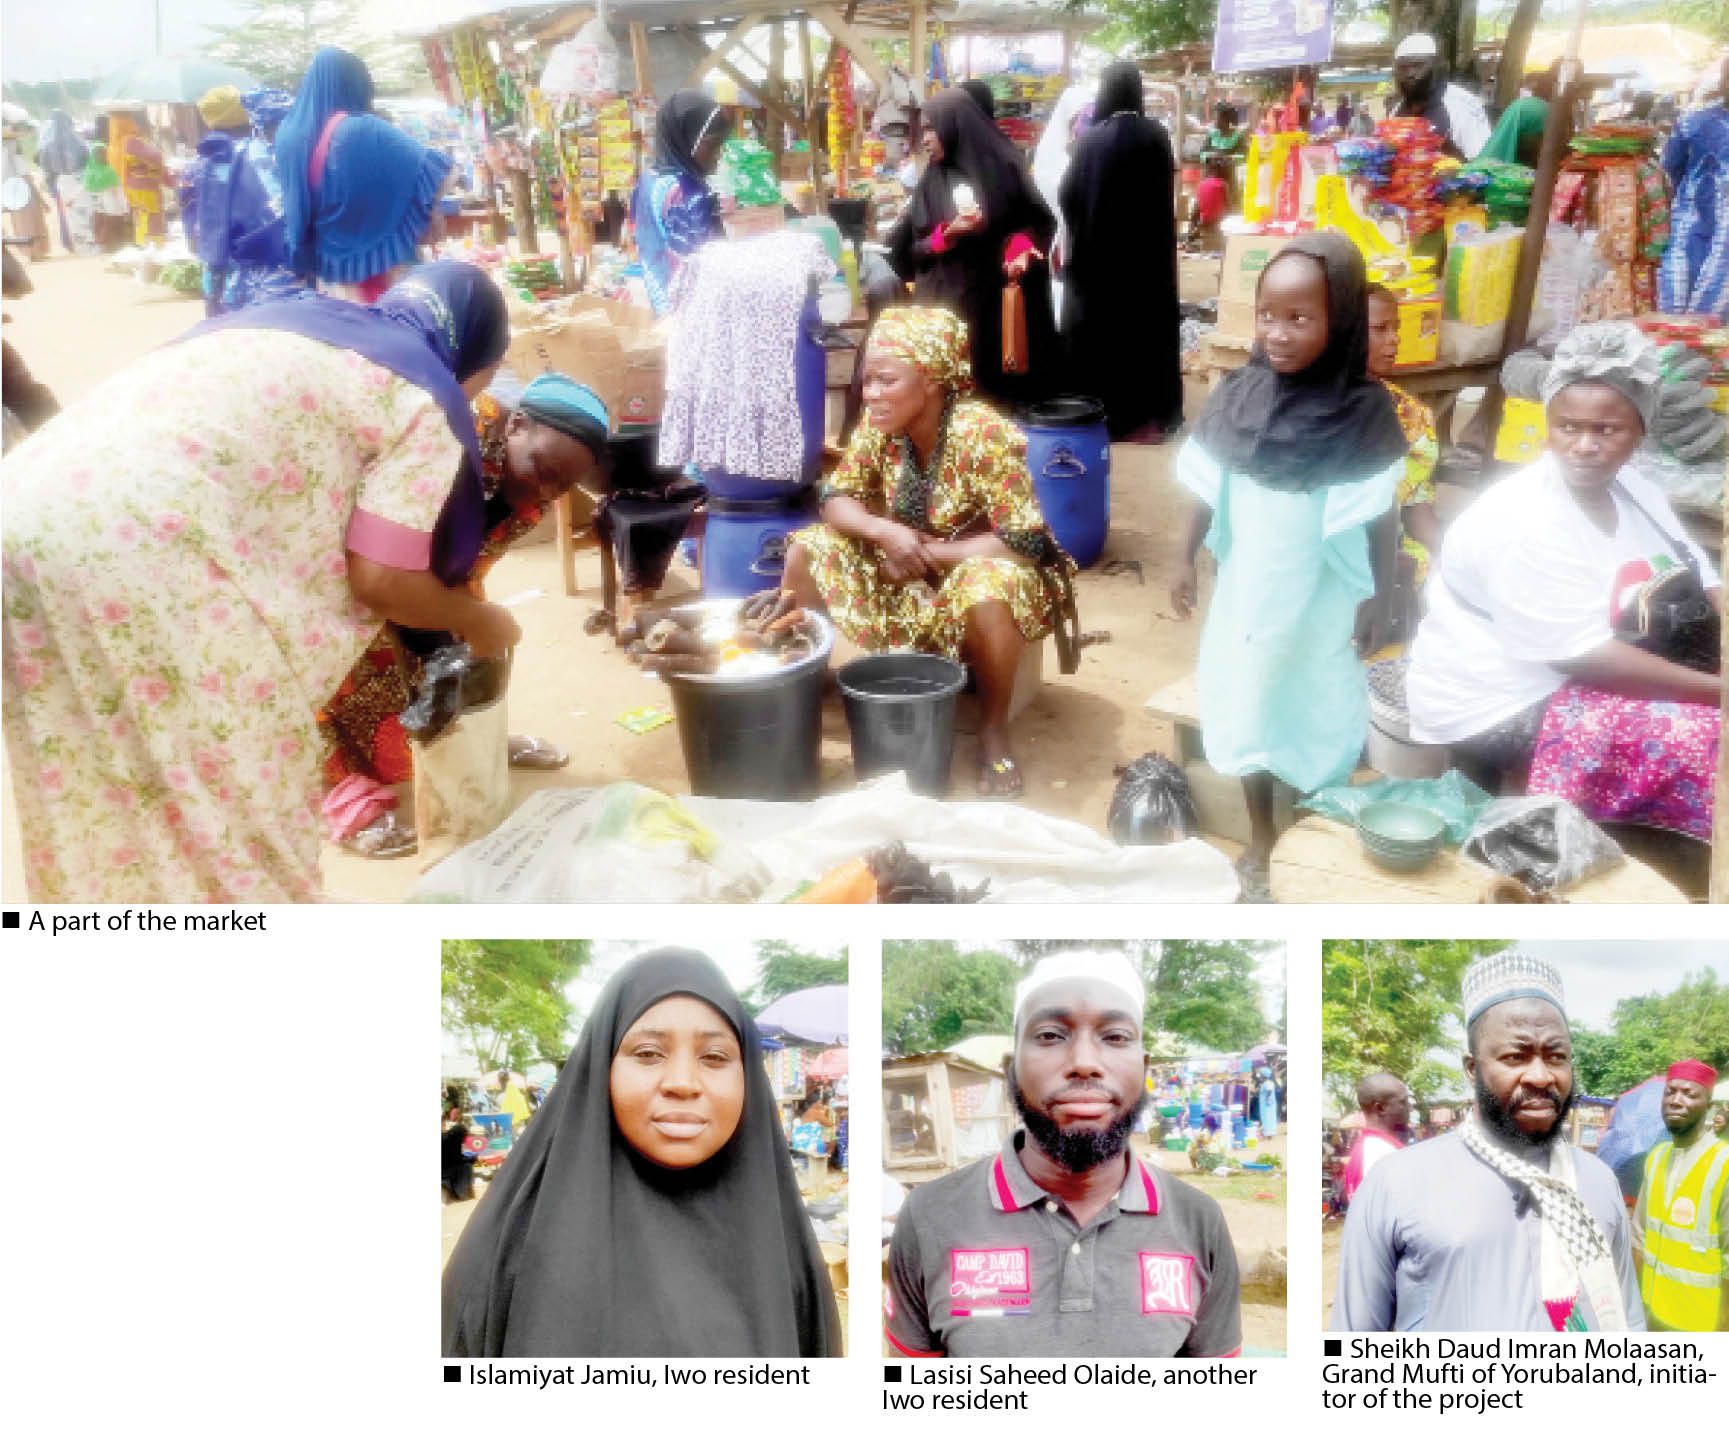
left=203, top=0, right=418, bottom=93
left=888, top=940, right=1277, bottom=1056
left=441, top=939, right=592, bottom=1074
left=1322, top=938, right=1505, bottom=1105
left=1570, top=970, right=1729, bottom=1098
left=743, top=940, right=848, bottom=1013
left=884, top=941, right=1021, bottom=1054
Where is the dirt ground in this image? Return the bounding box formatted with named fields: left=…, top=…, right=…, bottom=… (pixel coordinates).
left=2, top=252, right=1225, bottom=902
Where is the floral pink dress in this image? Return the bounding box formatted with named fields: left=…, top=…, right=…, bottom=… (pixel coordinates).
left=2, top=328, right=464, bottom=901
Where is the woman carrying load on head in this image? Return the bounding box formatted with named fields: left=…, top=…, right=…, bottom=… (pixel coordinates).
left=781, top=306, right=1076, bottom=799
left=1, top=262, right=519, bottom=903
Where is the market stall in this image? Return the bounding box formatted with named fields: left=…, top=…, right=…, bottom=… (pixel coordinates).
left=882, top=1049, right=1009, bottom=1175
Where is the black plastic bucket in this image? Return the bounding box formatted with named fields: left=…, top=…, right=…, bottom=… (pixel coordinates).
left=837, top=652, right=968, bottom=796
left=664, top=607, right=835, bottom=800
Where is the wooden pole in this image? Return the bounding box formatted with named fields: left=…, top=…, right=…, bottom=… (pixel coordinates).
left=629, top=21, right=652, bottom=95
left=799, top=15, right=824, bottom=214
left=1473, top=75, right=1583, bottom=448
left=509, top=167, right=539, bottom=255
left=910, top=0, right=928, bottom=102
left=767, top=21, right=786, bottom=172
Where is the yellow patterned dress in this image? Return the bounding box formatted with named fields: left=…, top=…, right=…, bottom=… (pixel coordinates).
left=1385, top=380, right=1439, bottom=582
left=796, top=399, right=1072, bottom=657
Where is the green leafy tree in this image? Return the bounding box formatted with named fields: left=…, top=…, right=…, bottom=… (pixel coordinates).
left=1322, top=938, right=1505, bottom=1106
left=1149, top=940, right=1277, bottom=1052
left=743, top=940, right=848, bottom=1013
left=1571, top=971, right=1729, bottom=1098
left=441, top=939, right=592, bottom=1075
left=204, top=0, right=418, bottom=93
left=883, top=941, right=1020, bottom=1054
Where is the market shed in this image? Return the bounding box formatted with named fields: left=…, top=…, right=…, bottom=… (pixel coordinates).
left=883, top=1050, right=1010, bottom=1175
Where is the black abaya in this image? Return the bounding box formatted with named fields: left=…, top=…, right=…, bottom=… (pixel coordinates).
left=1058, top=63, right=1184, bottom=438
left=886, top=88, right=1057, bottom=408
left=440, top=949, right=842, bottom=1357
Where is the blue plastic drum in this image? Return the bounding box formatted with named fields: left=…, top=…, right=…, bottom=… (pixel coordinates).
left=701, top=495, right=816, bottom=598
left=1018, top=396, right=1111, bottom=568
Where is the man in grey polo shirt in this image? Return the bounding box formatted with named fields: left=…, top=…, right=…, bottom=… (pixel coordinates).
left=885, top=950, right=1243, bottom=1356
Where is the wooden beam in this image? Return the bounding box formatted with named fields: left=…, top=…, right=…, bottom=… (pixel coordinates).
left=767, top=22, right=786, bottom=170
left=909, top=0, right=928, bottom=102
left=629, top=21, right=651, bottom=96
left=798, top=14, right=824, bottom=213
left=685, top=12, right=765, bottom=89
left=808, top=5, right=890, bottom=96
left=713, top=55, right=803, bottom=135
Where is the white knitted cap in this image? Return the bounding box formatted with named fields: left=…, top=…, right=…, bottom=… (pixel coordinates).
left=1394, top=33, right=1439, bottom=60
left=1462, top=950, right=1567, bottom=1029
left=1014, top=950, right=1145, bottom=1033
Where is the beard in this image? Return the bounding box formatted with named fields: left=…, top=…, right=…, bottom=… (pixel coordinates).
left=1011, top=1074, right=1147, bottom=1173
left=1475, top=1069, right=1576, bottom=1150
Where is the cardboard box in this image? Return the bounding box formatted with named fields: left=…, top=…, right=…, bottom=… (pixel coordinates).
left=1394, top=296, right=1441, bottom=368
left=505, top=293, right=668, bottom=434
left=1216, top=296, right=1258, bottom=341
left=1217, top=232, right=1294, bottom=307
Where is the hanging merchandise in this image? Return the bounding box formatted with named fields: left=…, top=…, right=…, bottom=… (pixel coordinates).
left=452, top=27, right=502, bottom=123
left=717, top=139, right=782, bottom=209
left=827, top=48, right=856, bottom=191
left=597, top=98, right=636, bottom=197
left=1374, top=117, right=1445, bottom=237
left=424, top=37, right=457, bottom=108
left=543, top=15, right=623, bottom=101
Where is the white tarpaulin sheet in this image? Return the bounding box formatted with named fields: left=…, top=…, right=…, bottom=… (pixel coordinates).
left=412, top=774, right=1239, bottom=903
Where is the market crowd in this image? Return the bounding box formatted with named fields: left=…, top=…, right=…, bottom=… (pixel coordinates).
left=2, top=36, right=1725, bottom=902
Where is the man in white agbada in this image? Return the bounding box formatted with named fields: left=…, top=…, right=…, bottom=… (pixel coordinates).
left=1332, top=951, right=1643, bottom=1331
left=1391, top=33, right=1491, bottom=160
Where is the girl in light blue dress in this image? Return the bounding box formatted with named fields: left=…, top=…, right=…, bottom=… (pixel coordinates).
left=1170, top=232, right=1409, bottom=900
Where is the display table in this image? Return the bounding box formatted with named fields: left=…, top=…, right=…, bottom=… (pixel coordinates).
left=1269, top=814, right=1688, bottom=903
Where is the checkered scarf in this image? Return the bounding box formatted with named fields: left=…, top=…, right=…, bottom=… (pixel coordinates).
left=1460, top=1115, right=1629, bottom=1331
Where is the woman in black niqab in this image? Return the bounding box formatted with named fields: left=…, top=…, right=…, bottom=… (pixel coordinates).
left=441, top=948, right=842, bottom=1357
left=1058, top=62, right=1183, bottom=441
left=886, top=87, right=1057, bottom=407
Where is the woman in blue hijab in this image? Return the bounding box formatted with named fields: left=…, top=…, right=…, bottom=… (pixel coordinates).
left=276, top=46, right=375, bottom=274
left=631, top=90, right=730, bottom=314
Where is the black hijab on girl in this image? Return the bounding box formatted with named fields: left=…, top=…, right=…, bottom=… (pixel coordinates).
left=1192, top=231, right=1408, bottom=491
left=441, top=948, right=842, bottom=1357
left=655, top=90, right=730, bottom=178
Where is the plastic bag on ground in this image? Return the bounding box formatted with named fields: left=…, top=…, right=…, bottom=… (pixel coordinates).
left=413, top=774, right=1240, bottom=902
left=403, top=644, right=513, bottom=869
left=1300, top=770, right=1493, bottom=846
left=1107, top=753, right=1199, bottom=845
left=1460, top=796, right=1624, bottom=893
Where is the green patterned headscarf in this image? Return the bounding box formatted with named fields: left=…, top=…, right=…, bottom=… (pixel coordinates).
left=868, top=306, right=973, bottom=394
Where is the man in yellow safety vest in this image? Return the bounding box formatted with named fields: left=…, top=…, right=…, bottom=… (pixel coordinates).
left=1636, top=1059, right=1729, bottom=1331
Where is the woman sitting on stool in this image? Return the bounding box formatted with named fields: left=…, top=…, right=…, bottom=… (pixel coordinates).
left=1408, top=322, right=1721, bottom=840
left=780, top=307, right=1075, bottom=798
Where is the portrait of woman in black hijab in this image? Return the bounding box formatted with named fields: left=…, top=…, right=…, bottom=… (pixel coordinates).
left=441, top=948, right=843, bottom=1357
left=886, top=87, right=1058, bottom=408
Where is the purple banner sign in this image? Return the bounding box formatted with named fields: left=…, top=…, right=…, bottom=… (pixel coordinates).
left=1211, top=0, right=1335, bottom=74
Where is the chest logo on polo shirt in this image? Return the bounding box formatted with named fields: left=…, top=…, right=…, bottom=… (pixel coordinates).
left=949, top=1247, right=1031, bottom=1314
left=1139, top=1252, right=1197, bottom=1316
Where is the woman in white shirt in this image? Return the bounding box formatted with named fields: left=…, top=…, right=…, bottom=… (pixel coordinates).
left=1408, top=322, right=1721, bottom=839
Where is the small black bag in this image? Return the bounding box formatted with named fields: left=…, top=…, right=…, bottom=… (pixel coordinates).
left=1611, top=555, right=1720, bottom=675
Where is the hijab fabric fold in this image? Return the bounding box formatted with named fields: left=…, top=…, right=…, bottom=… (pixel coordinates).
left=1193, top=231, right=1408, bottom=490
left=299, top=114, right=452, bottom=285
left=441, top=949, right=843, bottom=1357
left=179, top=261, right=507, bottom=584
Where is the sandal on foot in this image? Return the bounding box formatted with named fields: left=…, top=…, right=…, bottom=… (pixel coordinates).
left=508, top=735, right=569, bottom=770
left=1234, top=854, right=1273, bottom=904
left=976, top=755, right=1025, bottom=799
left=340, top=811, right=418, bottom=859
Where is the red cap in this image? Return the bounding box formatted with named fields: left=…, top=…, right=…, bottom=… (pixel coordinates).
left=1667, top=1060, right=1718, bottom=1087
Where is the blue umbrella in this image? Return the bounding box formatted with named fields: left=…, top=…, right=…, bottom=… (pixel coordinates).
left=92, top=57, right=258, bottom=106
left=754, top=985, right=848, bottom=1046
left=1596, top=1076, right=1668, bottom=1199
